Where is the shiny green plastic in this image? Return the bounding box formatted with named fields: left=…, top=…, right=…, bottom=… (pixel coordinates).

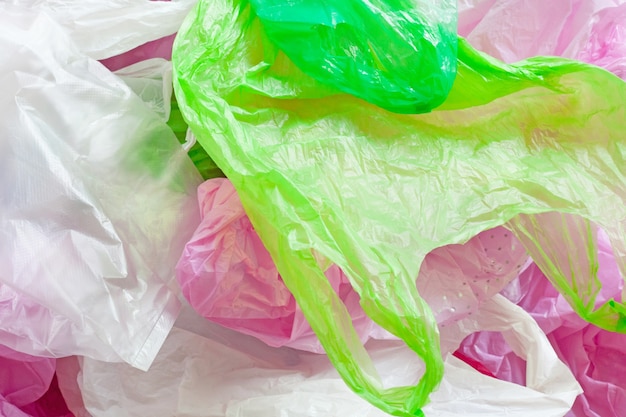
left=173, top=0, right=626, bottom=415
left=247, top=0, right=458, bottom=114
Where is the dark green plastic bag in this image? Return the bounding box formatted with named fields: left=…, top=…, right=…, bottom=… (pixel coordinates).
left=173, top=0, right=626, bottom=415
left=248, top=0, right=458, bottom=114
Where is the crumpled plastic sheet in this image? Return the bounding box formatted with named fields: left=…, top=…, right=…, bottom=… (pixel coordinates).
left=114, top=58, right=174, bottom=122
left=0, top=345, right=73, bottom=417
left=177, top=178, right=527, bottom=352
left=247, top=0, right=458, bottom=113
left=56, top=297, right=580, bottom=417
left=173, top=0, right=626, bottom=413
left=458, top=228, right=626, bottom=417
left=577, top=2, right=626, bottom=78
left=458, top=0, right=626, bottom=78
left=6, top=0, right=197, bottom=60
left=0, top=5, right=201, bottom=370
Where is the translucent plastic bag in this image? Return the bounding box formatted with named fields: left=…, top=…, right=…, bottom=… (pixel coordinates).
left=0, top=345, right=73, bottom=417
left=114, top=58, right=174, bottom=122
left=458, top=229, right=626, bottom=417
left=173, top=0, right=626, bottom=413
left=458, top=0, right=625, bottom=63
left=0, top=5, right=201, bottom=369
left=176, top=178, right=527, bottom=351
left=248, top=0, right=458, bottom=113
left=57, top=298, right=579, bottom=417
left=7, top=0, right=197, bottom=60
left=458, top=0, right=626, bottom=78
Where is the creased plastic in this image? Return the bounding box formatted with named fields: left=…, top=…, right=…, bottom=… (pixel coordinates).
left=58, top=299, right=579, bottom=417
left=0, top=6, right=201, bottom=370
left=248, top=0, right=458, bottom=113
left=177, top=178, right=527, bottom=351
left=458, top=0, right=626, bottom=79
left=459, top=229, right=626, bottom=417
left=173, top=0, right=626, bottom=413
left=114, top=58, right=173, bottom=122
left=0, top=345, right=73, bottom=417
left=6, top=0, right=197, bottom=60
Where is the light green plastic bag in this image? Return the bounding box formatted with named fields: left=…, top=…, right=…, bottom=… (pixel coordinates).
left=173, top=0, right=626, bottom=415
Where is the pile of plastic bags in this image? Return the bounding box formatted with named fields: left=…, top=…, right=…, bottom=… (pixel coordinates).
left=1, top=0, right=625, bottom=416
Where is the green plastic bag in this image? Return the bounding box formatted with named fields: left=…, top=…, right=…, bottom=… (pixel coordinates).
left=248, top=0, right=458, bottom=114
left=173, top=0, right=626, bottom=415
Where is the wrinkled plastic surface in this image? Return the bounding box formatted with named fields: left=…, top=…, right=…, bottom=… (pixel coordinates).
left=458, top=0, right=626, bottom=79
left=459, top=229, right=626, bottom=417
left=177, top=178, right=527, bottom=351
left=456, top=0, right=626, bottom=332
left=7, top=0, right=197, bottom=60
left=0, top=346, right=73, bottom=417
left=578, top=2, right=626, bottom=78
left=174, top=0, right=626, bottom=413
left=0, top=6, right=201, bottom=370
left=248, top=0, right=458, bottom=113
left=114, top=58, right=173, bottom=122
left=176, top=179, right=374, bottom=353
left=58, top=300, right=578, bottom=417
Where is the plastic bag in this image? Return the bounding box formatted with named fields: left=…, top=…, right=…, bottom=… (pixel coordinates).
left=57, top=298, right=579, bottom=417
left=7, top=0, right=197, bottom=60
left=173, top=0, right=626, bottom=413
left=458, top=0, right=626, bottom=78
left=456, top=0, right=626, bottom=331
left=176, top=179, right=374, bottom=353
left=0, top=5, right=201, bottom=369
left=0, top=345, right=73, bottom=417
left=578, top=2, right=626, bottom=78
left=176, top=178, right=527, bottom=351
left=458, top=228, right=626, bottom=417
left=114, top=58, right=174, bottom=121
left=248, top=0, right=458, bottom=113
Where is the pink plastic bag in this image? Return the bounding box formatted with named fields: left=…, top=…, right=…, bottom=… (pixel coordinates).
left=577, top=3, right=626, bottom=78
left=458, top=0, right=626, bottom=78
left=457, top=229, right=626, bottom=417
left=0, top=346, right=73, bottom=417
left=176, top=179, right=528, bottom=351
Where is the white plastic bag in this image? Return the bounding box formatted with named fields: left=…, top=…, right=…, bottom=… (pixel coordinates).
left=0, top=5, right=201, bottom=370
left=59, top=296, right=580, bottom=417
left=7, top=0, right=198, bottom=60
left=114, top=58, right=174, bottom=121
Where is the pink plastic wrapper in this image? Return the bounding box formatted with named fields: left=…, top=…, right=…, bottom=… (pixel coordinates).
left=458, top=0, right=626, bottom=78
left=457, top=229, right=626, bottom=417
left=577, top=2, right=626, bottom=78
left=100, top=34, right=176, bottom=72
left=0, top=346, right=73, bottom=417
left=176, top=179, right=528, bottom=352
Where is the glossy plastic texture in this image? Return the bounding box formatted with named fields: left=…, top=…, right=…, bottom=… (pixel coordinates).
left=248, top=0, right=458, bottom=113
left=458, top=0, right=626, bottom=79
left=59, top=300, right=579, bottom=417
left=177, top=178, right=527, bottom=351
left=176, top=179, right=373, bottom=353
left=0, top=6, right=201, bottom=370
left=0, top=345, right=73, bottom=417
left=8, top=0, right=197, bottom=60
left=114, top=58, right=174, bottom=122
left=174, top=0, right=626, bottom=413
left=459, top=229, right=626, bottom=417
left=578, top=2, right=626, bottom=79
